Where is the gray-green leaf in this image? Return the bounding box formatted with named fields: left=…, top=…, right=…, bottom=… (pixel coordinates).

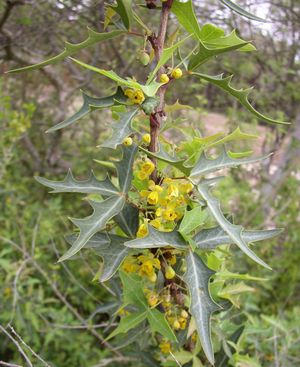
left=100, top=109, right=139, bottom=150
left=59, top=195, right=125, bottom=262
left=125, top=226, right=187, bottom=249
left=35, top=170, right=119, bottom=196
left=190, top=146, right=270, bottom=177
left=46, top=87, right=127, bottom=133
left=184, top=250, right=220, bottom=365
left=219, top=0, right=267, bottom=22
left=114, top=203, right=139, bottom=237
left=193, top=226, right=282, bottom=249
left=197, top=179, right=271, bottom=269
left=116, top=144, right=138, bottom=192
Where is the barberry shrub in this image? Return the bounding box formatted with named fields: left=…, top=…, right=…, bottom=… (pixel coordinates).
left=9, top=0, right=288, bottom=365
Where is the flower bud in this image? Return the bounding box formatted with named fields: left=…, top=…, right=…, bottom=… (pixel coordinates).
left=123, top=137, right=133, bottom=146
left=171, top=68, right=183, bottom=79
left=165, top=265, right=175, bottom=279
left=142, top=133, right=151, bottom=144
left=138, top=50, right=150, bottom=66
left=160, top=73, right=170, bottom=83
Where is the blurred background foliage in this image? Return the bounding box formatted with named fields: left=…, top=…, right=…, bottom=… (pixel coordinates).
left=0, top=0, right=299, bottom=366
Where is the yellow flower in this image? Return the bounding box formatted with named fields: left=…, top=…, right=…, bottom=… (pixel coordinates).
left=165, top=265, right=176, bottom=279
left=146, top=292, right=159, bottom=307
left=181, top=310, right=189, bottom=319
left=173, top=320, right=180, bottom=330
left=123, top=137, right=133, bottom=146
left=160, top=73, right=170, bottom=83
left=147, top=191, right=159, bottom=205
left=163, top=209, right=177, bottom=221
left=178, top=317, right=187, bottom=329
left=171, top=68, right=183, bottom=79
left=150, top=218, right=161, bottom=229
left=132, top=90, right=145, bottom=104
left=142, top=133, right=151, bottom=144
left=167, top=183, right=179, bottom=197
left=141, top=161, right=155, bottom=175
left=137, top=223, right=148, bottom=238
left=137, top=170, right=148, bottom=180
left=138, top=254, right=161, bottom=270
left=156, top=208, right=162, bottom=217
left=179, top=182, right=194, bottom=194
left=124, top=88, right=134, bottom=99
left=140, top=190, right=150, bottom=197
left=167, top=255, right=177, bottom=266
left=153, top=185, right=163, bottom=193
left=159, top=340, right=171, bottom=354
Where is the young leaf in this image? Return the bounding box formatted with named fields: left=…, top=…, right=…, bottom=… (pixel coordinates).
left=197, top=179, right=271, bottom=269
left=193, top=226, right=282, bottom=250
left=106, top=311, right=148, bottom=340
left=46, top=87, right=127, bottom=133
left=35, top=170, right=119, bottom=196
left=190, top=146, right=270, bottom=177
left=59, top=195, right=125, bottom=262
left=193, top=73, right=290, bottom=125
left=100, top=108, right=139, bottom=150
left=112, top=0, right=134, bottom=30
left=116, top=144, right=138, bottom=192
left=95, top=234, right=131, bottom=282
left=125, top=225, right=187, bottom=249
left=119, top=271, right=148, bottom=308
left=179, top=207, right=208, bottom=236
left=147, top=308, right=177, bottom=343
left=219, top=0, right=267, bottom=22
left=70, top=57, right=163, bottom=97
left=8, top=29, right=125, bottom=73
left=184, top=250, right=220, bottom=365
left=114, top=203, right=139, bottom=237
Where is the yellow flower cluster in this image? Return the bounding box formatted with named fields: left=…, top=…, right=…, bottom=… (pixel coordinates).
left=137, top=177, right=194, bottom=231
left=122, top=251, right=161, bottom=282
left=124, top=88, right=145, bottom=104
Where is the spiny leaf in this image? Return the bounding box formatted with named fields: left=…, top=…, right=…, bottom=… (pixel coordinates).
left=113, top=0, right=134, bottom=30
left=193, top=226, right=282, bottom=250
left=193, top=72, right=290, bottom=125
left=59, top=195, right=125, bottom=262
left=8, top=29, right=125, bottom=73
left=114, top=203, right=139, bottom=237
left=190, top=146, right=271, bottom=177
left=35, top=170, right=119, bottom=196
left=106, top=311, right=148, bottom=340
left=219, top=0, right=267, bottom=22
left=115, top=144, right=138, bottom=192
left=100, top=108, right=139, bottom=150
left=125, top=225, right=187, bottom=249
left=179, top=207, right=208, bottom=236
left=70, top=57, right=163, bottom=97
left=95, top=234, right=131, bottom=282
left=197, top=179, right=271, bottom=269
left=65, top=232, right=110, bottom=249
left=188, top=29, right=254, bottom=70
left=184, top=250, right=220, bottom=365
left=46, top=87, right=127, bottom=133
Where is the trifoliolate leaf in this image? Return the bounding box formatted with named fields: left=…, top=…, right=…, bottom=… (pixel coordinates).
left=197, top=179, right=271, bottom=269
left=100, top=108, right=139, bottom=150
left=193, top=72, right=290, bottom=125
left=125, top=225, right=187, bottom=250
left=95, top=234, right=130, bottom=282
left=46, top=87, right=127, bottom=133
left=116, top=144, right=138, bottom=192
left=35, top=170, right=119, bottom=196
left=8, top=29, right=125, bottom=73
left=190, top=146, right=270, bottom=177
left=193, top=226, right=282, bottom=249
left=114, top=203, right=139, bottom=237
left=184, top=250, right=220, bottom=365
left=69, top=57, right=163, bottom=97
left=59, top=195, right=125, bottom=262
left=219, top=0, right=267, bottom=22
